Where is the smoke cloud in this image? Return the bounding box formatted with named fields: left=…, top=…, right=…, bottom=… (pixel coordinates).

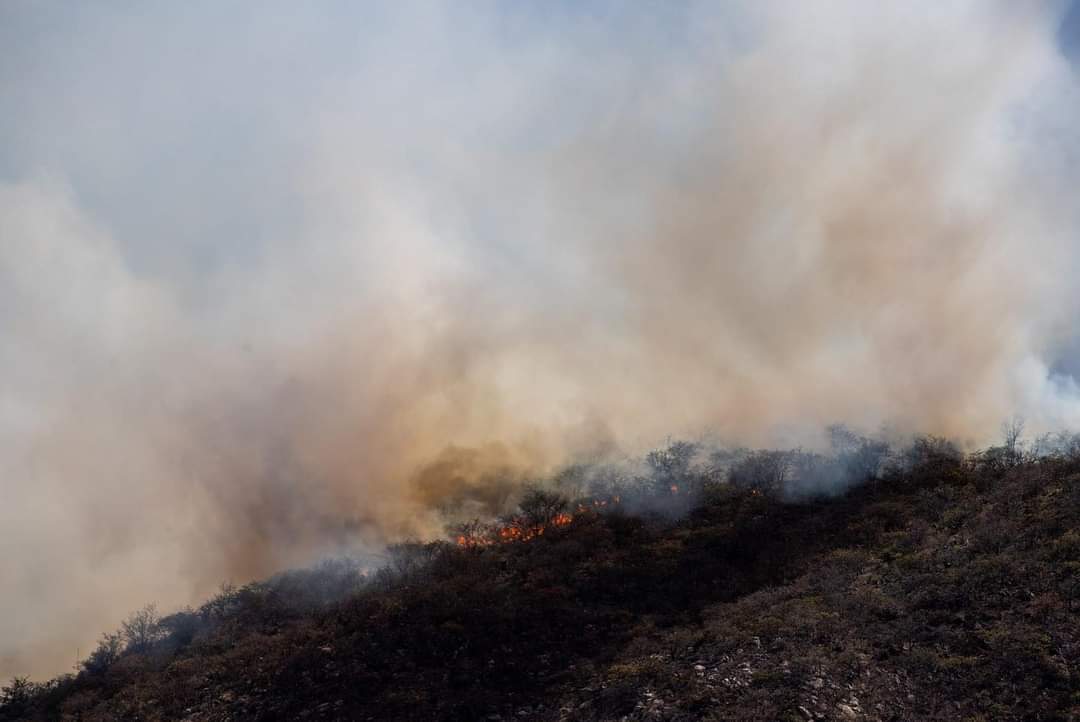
left=2, top=1, right=1079, bottom=677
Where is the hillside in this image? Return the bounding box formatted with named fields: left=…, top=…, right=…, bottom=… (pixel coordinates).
left=3, top=437, right=1080, bottom=721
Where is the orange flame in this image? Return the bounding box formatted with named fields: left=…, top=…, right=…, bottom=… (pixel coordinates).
left=454, top=496, right=618, bottom=547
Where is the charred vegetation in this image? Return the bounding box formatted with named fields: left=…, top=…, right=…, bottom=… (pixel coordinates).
left=5, top=431, right=1080, bottom=721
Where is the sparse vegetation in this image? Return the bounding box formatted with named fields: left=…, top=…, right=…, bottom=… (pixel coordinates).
left=120, top=604, right=161, bottom=654
left=4, top=431, right=1080, bottom=721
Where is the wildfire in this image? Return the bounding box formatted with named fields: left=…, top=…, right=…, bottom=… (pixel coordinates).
left=455, top=497, right=619, bottom=548
left=575, top=494, right=621, bottom=514
left=455, top=513, right=571, bottom=548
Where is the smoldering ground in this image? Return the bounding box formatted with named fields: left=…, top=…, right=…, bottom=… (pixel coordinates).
left=2, top=1, right=1080, bottom=678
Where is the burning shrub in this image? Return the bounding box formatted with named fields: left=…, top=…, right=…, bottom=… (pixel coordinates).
left=645, top=440, right=700, bottom=495
left=518, top=488, right=570, bottom=528
left=449, top=489, right=574, bottom=548
left=451, top=518, right=493, bottom=549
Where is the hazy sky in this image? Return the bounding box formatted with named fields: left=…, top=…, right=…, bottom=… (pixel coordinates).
left=2, top=1, right=1080, bottom=679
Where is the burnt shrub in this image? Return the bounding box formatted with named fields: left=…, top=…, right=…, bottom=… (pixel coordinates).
left=81, top=631, right=122, bottom=676
left=157, top=609, right=200, bottom=649
left=729, top=449, right=792, bottom=493
left=0, top=677, right=36, bottom=719
left=121, top=603, right=162, bottom=653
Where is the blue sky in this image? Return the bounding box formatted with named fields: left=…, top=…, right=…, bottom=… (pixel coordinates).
left=1061, top=0, right=1080, bottom=57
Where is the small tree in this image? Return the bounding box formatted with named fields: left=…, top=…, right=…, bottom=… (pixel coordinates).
left=518, top=488, right=569, bottom=527
left=890, top=435, right=963, bottom=485
left=121, top=603, right=161, bottom=653
left=0, top=676, right=36, bottom=717
left=82, top=631, right=123, bottom=675
left=729, top=450, right=791, bottom=493
left=1002, top=414, right=1026, bottom=465
left=645, top=440, right=699, bottom=493
left=828, top=424, right=889, bottom=482
left=707, top=447, right=750, bottom=482
left=842, top=439, right=890, bottom=483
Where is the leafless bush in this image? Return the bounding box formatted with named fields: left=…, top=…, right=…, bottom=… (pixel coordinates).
left=121, top=603, right=162, bottom=653
left=1001, top=414, right=1026, bottom=461
left=729, top=450, right=792, bottom=493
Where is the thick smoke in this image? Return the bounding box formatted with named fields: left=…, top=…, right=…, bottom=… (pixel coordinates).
left=2, top=2, right=1079, bottom=677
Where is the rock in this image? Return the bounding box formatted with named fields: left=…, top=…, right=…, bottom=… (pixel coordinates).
left=810, top=677, right=824, bottom=689
left=693, top=664, right=706, bottom=672
left=838, top=703, right=858, bottom=719
left=798, top=705, right=814, bottom=719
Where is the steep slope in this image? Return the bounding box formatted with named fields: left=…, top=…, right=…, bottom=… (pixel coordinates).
left=4, top=448, right=1079, bottom=721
